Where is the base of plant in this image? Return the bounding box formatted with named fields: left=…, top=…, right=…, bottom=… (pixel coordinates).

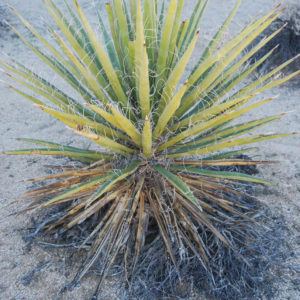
left=21, top=158, right=290, bottom=300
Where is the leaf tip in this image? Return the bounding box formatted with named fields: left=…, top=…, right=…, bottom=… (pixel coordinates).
left=76, top=124, right=84, bottom=131
left=280, top=110, right=295, bottom=116
left=52, top=30, right=61, bottom=41
left=3, top=21, right=11, bottom=29
left=249, top=92, right=259, bottom=97
left=274, top=4, right=281, bottom=9
left=271, top=44, right=280, bottom=52
left=34, top=104, right=44, bottom=110
left=0, top=79, right=12, bottom=88
left=1, top=69, right=12, bottom=77
left=270, top=94, right=280, bottom=100
left=280, top=8, right=286, bottom=14
left=8, top=5, right=16, bottom=13
left=293, top=53, right=300, bottom=60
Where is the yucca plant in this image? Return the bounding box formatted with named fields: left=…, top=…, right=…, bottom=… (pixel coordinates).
left=1, top=0, right=299, bottom=298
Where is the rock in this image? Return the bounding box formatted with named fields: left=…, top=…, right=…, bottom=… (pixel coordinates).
left=248, top=3, right=300, bottom=74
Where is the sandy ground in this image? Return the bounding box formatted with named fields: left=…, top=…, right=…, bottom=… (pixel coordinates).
left=0, top=0, right=299, bottom=299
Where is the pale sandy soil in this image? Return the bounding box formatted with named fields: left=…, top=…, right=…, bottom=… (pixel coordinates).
left=0, top=1, right=299, bottom=299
